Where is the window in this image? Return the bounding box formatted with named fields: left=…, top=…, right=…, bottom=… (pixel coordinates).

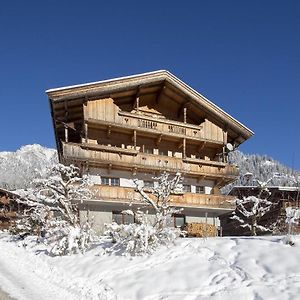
left=144, top=180, right=154, bottom=188
left=111, top=178, right=120, bottom=186
left=112, top=211, right=123, bottom=225
left=112, top=211, right=134, bottom=225
left=173, top=214, right=186, bottom=228
left=102, top=177, right=110, bottom=185
left=101, top=177, right=120, bottom=186
left=183, top=184, right=191, bottom=193
left=196, top=186, right=205, bottom=194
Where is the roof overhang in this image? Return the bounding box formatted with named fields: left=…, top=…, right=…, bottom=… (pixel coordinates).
left=47, top=70, right=254, bottom=147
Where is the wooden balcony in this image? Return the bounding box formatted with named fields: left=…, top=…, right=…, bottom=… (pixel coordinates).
left=90, top=185, right=235, bottom=210
left=87, top=110, right=225, bottom=146
left=62, top=142, right=239, bottom=183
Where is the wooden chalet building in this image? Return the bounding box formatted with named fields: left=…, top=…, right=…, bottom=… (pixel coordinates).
left=46, top=70, right=253, bottom=233
left=0, top=188, right=25, bottom=230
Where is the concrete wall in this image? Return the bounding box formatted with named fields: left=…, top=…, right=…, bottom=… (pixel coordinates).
left=80, top=210, right=112, bottom=234
left=79, top=201, right=222, bottom=234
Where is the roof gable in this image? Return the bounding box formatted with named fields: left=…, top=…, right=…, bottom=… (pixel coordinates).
left=47, top=70, right=254, bottom=144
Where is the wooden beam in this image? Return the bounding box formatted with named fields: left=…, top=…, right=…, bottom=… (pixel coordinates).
left=132, top=167, right=137, bottom=176
left=133, top=86, right=141, bottom=110
left=156, top=134, right=163, bottom=146
left=155, top=85, right=165, bottom=104
left=84, top=122, right=88, bottom=143
left=55, top=119, right=77, bottom=131
left=64, top=100, right=69, bottom=121
left=107, top=125, right=112, bottom=138
left=198, top=141, right=207, bottom=152
left=183, top=138, right=186, bottom=158
left=215, top=178, right=225, bottom=188
left=133, top=130, right=137, bottom=149
left=64, top=126, right=69, bottom=143
left=177, top=100, right=189, bottom=118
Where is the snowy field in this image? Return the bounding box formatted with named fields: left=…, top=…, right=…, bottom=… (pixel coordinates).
left=0, top=232, right=299, bottom=300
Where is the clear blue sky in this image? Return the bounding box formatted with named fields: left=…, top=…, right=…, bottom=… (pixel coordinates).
left=1, top=1, right=299, bottom=170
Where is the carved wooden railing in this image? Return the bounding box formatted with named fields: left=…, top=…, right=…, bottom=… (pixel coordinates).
left=87, top=111, right=224, bottom=145
left=90, top=185, right=235, bottom=210
left=62, top=142, right=239, bottom=180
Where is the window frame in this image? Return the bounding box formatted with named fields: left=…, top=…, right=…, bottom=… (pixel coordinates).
left=195, top=185, right=205, bottom=194
left=101, top=177, right=110, bottom=186
left=183, top=184, right=191, bottom=193
left=101, top=177, right=120, bottom=186
left=173, top=213, right=186, bottom=228
left=112, top=210, right=134, bottom=225
left=111, top=177, right=120, bottom=186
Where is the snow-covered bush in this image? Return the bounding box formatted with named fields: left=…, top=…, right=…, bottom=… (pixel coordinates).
left=11, top=164, right=95, bottom=255
left=106, top=222, right=158, bottom=256
left=106, top=220, right=181, bottom=256
left=106, top=172, right=183, bottom=256
left=46, top=220, right=94, bottom=256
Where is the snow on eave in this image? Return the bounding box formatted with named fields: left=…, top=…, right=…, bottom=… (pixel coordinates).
left=278, top=186, right=300, bottom=192
left=229, top=185, right=300, bottom=195
left=46, top=70, right=254, bottom=138
left=0, top=187, right=20, bottom=198
left=45, top=70, right=167, bottom=93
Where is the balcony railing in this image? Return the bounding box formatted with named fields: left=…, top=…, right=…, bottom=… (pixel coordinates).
left=62, top=142, right=239, bottom=181
left=87, top=111, right=225, bottom=145
left=90, top=185, right=235, bottom=210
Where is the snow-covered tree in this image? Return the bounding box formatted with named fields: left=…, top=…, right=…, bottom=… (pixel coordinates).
left=105, top=172, right=183, bottom=256
left=11, top=164, right=95, bottom=255
left=231, top=176, right=275, bottom=236
left=283, top=207, right=300, bottom=245
left=134, top=172, right=183, bottom=229
left=231, top=196, right=273, bottom=236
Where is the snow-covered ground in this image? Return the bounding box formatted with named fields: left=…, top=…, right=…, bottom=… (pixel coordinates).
left=0, top=232, right=299, bottom=300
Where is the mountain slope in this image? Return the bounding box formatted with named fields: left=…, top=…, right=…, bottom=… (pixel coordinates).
left=0, top=144, right=57, bottom=190
left=222, top=150, right=299, bottom=193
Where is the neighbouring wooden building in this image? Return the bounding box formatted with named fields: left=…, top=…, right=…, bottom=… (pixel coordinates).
left=46, top=70, right=253, bottom=233
left=0, top=188, right=24, bottom=230
left=220, top=185, right=300, bottom=236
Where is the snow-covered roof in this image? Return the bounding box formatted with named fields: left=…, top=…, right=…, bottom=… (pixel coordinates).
left=46, top=70, right=167, bottom=93
left=0, top=187, right=20, bottom=198
left=229, top=185, right=300, bottom=194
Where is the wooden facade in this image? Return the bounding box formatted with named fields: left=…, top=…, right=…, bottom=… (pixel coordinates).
left=0, top=188, right=24, bottom=230
left=47, top=70, right=253, bottom=230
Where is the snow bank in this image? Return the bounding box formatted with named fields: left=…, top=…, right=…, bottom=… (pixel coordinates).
left=0, top=233, right=300, bottom=300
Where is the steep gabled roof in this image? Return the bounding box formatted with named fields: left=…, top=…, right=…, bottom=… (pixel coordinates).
left=46, top=70, right=254, bottom=144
